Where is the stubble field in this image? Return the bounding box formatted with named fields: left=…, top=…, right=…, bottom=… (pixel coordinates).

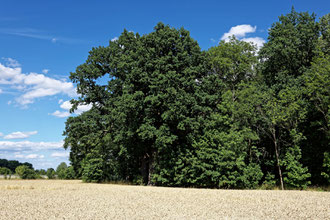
left=0, top=180, right=329, bottom=219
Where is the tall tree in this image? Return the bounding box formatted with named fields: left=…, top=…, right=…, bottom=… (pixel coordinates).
left=259, top=7, right=319, bottom=87
left=66, top=23, right=206, bottom=184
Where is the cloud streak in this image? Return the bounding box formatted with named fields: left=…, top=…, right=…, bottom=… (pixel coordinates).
left=4, top=131, right=38, bottom=140
left=0, top=140, right=63, bottom=151
left=0, top=28, right=86, bottom=44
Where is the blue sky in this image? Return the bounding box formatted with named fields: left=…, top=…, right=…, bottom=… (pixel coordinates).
left=0, top=0, right=329, bottom=169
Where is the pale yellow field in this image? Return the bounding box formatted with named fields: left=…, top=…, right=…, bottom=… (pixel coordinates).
left=0, top=180, right=329, bottom=219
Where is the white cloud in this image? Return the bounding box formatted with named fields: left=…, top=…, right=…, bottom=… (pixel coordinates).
left=60, top=100, right=92, bottom=114
left=50, top=100, right=92, bottom=118
left=0, top=61, right=77, bottom=106
left=50, top=110, right=71, bottom=118
left=221, top=25, right=256, bottom=42
left=0, top=132, right=3, bottom=136
left=111, top=37, right=118, bottom=42
left=58, top=99, right=63, bottom=104
left=2, top=57, right=20, bottom=68
left=15, top=153, right=45, bottom=159
left=0, top=140, right=63, bottom=151
left=42, top=69, right=49, bottom=74
left=51, top=152, right=69, bottom=158
left=51, top=38, right=57, bottom=43
left=220, top=24, right=265, bottom=49
left=241, top=37, right=266, bottom=48
left=4, top=131, right=38, bottom=140
left=26, top=154, right=38, bottom=159
left=0, top=88, right=2, bottom=94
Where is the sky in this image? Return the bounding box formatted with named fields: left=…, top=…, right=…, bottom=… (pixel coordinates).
left=0, top=0, right=329, bottom=169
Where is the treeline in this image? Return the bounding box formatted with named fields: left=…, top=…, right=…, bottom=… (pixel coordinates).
left=63, top=8, right=329, bottom=189
left=0, top=159, right=74, bottom=180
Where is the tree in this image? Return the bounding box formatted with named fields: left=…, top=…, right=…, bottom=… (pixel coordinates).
left=64, top=166, right=76, bottom=180
left=0, top=167, right=12, bottom=179
left=15, top=165, right=36, bottom=179
left=259, top=7, right=319, bottom=87
left=318, top=13, right=330, bottom=55
left=66, top=23, right=206, bottom=185
left=46, top=168, right=56, bottom=179
left=56, top=162, right=68, bottom=179
left=207, top=36, right=258, bottom=93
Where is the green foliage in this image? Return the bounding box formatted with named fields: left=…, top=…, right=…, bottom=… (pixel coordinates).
left=0, top=167, right=12, bottom=179
left=62, top=10, right=330, bottom=189
left=82, top=157, right=104, bottom=183
left=0, top=159, right=33, bottom=173
left=259, top=7, right=319, bottom=86
left=207, top=36, right=258, bottom=91
left=262, top=172, right=277, bottom=189
left=321, top=152, right=330, bottom=183
left=318, top=14, right=330, bottom=55
left=36, top=169, right=46, bottom=175
left=56, top=162, right=68, bottom=179
left=15, top=165, right=37, bottom=179
left=46, top=168, right=56, bottom=179
left=282, top=145, right=311, bottom=189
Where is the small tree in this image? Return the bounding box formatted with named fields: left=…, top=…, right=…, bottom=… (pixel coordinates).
left=46, top=168, right=56, bottom=179
left=56, top=162, right=68, bottom=179
left=82, top=157, right=104, bottom=183
left=64, top=166, right=76, bottom=179
left=0, top=167, right=12, bottom=179
left=15, top=165, right=36, bottom=179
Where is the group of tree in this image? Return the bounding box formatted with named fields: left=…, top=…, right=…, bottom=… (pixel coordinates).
left=0, top=159, right=75, bottom=180
left=63, top=8, right=329, bottom=189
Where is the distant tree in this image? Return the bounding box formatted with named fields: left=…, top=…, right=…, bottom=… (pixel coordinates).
left=0, top=167, right=12, bottom=179
left=56, top=162, right=68, bottom=179
left=0, top=159, right=33, bottom=173
left=46, top=168, right=56, bottom=179
left=36, top=169, right=47, bottom=175
left=15, top=165, right=36, bottom=179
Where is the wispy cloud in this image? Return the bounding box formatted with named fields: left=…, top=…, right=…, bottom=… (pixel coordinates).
left=4, top=131, right=38, bottom=140
left=0, top=140, right=63, bottom=151
left=15, top=153, right=44, bottom=159
left=2, top=57, right=21, bottom=68
left=0, top=28, right=86, bottom=44
left=51, top=152, right=69, bottom=158
left=50, top=110, right=71, bottom=118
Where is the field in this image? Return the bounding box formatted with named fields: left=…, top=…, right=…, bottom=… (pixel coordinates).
left=0, top=180, right=329, bottom=219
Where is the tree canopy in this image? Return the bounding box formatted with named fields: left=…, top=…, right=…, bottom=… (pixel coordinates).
left=63, top=9, right=330, bottom=189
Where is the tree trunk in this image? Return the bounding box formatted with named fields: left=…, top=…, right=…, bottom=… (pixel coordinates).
left=147, top=151, right=155, bottom=186
left=273, top=131, right=284, bottom=190
left=141, top=154, right=149, bottom=185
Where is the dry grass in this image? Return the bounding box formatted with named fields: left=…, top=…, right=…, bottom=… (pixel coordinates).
left=0, top=180, right=329, bottom=219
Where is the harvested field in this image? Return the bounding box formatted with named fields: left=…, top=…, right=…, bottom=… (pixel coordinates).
left=0, top=180, right=329, bottom=219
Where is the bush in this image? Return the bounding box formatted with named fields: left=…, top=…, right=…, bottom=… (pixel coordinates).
left=82, top=158, right=104, bottom=183
left=15, top=165, right=37, bottom=179
left=46, top=168, right=56, bottom=179
left=0, top=167, right=12, bottom=179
